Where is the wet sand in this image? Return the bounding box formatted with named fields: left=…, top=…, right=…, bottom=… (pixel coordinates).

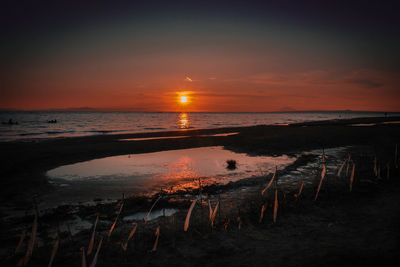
left=1, top=116, right=400, bottom=266
left=0, top=116, right=398, bottom=192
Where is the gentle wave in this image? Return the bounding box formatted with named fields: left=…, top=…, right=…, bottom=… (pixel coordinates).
left=1, top=111, right=398, bottom=142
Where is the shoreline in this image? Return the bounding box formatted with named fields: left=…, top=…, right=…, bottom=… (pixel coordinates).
left=1, top=116, right=400, bottom=202
left=1, top=112, right=399, bottom=143
left=1, top=116, right=400, bottom=266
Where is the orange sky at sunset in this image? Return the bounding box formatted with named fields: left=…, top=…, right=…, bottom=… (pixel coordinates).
left=4, top=69, right=399, bottom=112
left=1, top=1, right=399, bottom=112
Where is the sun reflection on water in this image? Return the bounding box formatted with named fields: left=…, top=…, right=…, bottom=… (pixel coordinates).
left=169, top=156, right=198, bottom=179
left=160, top=155, right=201, bottom=192
left=178, top=112, right=190, bottom=129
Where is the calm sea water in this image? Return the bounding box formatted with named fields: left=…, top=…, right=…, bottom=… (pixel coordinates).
left=0, top=111, right=395, bottom=141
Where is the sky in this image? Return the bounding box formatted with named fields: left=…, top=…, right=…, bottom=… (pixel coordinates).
left=1, top=0, right=400, bottom=112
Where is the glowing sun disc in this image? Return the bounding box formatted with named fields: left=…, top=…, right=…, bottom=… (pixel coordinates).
left=180, top=96, right=188, bottom=103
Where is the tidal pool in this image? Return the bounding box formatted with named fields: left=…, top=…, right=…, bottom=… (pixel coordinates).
left=44, top=146, right=295, bottom=206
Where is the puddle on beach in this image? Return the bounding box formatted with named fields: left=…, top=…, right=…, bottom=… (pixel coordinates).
left=45, top=146, right=295, bottom=207
left=51, top=216, right=92, bottom=236
left=123, top=208, right=177, bottom=222
left=278, top=147, right=349, bottom=189
left=205, top=132, right=239, bottom=137
left=211, top=146, right=351, bottom=211
left=120, top=136, right=188, bottom=141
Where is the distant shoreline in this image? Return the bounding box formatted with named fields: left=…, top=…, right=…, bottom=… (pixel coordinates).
left=1, top=109, right=400, bottom=113
left=1, top=111, right=399, bottom=142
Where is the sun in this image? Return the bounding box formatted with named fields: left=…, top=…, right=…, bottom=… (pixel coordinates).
left=177, top=91, right=191, bottom=108
left=180, top=96, right=188, bottom=103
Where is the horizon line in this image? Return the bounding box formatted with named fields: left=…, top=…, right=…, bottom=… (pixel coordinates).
left=1, top=108, right=399, bottom=113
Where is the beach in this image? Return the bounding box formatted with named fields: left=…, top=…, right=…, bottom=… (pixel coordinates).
left=1, top=116, right=400, bottom=266
left=1, top=115, right=399, bottom=199
left=4, top=1, right=400, bottom=265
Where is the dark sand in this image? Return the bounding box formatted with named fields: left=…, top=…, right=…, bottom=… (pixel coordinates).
left=1, top=116, right=400, bottom=266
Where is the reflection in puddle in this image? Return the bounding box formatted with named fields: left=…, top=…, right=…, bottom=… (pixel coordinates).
left=45, top=146, right=295, bottom=205
left=47, top=216, right=92, bottom=236
left=123, top=208, right=177, bottom=222
left=205, top=132, right=239, bottom=137
left=120, top=136, right=188, bottom=141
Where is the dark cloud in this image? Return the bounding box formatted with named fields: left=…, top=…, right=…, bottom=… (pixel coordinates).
left=348, top=79, right=384, bottom=88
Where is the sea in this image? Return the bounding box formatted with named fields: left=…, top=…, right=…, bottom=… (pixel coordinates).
left=0, top=111, right=397, bottom=142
